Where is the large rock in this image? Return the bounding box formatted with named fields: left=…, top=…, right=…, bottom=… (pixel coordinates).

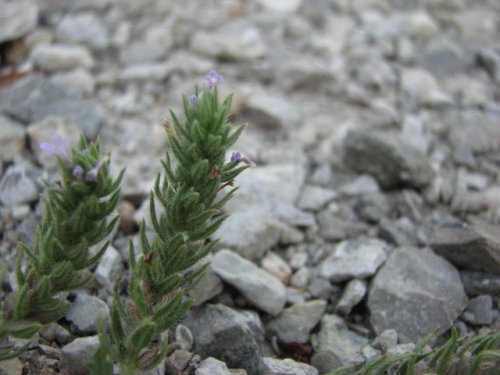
left=318, top=238, right=389, bottom=282
left=400, top=68, right=452, bottom=108
left=344, top=129, right=434, bottom=189
left=1, top=76, right=103, bottom=139
left=0, top=0, right=38, bottom=44
left=212, top=250, right=286, bottom=316
left=422, top=217, right=500, bottom=274
left=368, top=247, right=468, bottom=343
left=183, top=304, right=262, bottom=375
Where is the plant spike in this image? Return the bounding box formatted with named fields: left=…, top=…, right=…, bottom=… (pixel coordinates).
left=90, top=70, right=252, bottom=374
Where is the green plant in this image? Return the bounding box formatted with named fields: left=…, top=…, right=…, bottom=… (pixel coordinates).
left=86, top=70, right=252, bottom=374
left=0, top=136, right=123, bottom=359
left=330, top=328, right=500, bottom=375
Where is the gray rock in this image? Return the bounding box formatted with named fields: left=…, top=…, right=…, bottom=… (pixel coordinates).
left=0, top=0, right=38, bottom=43
left=404, top=11, right=439, bottom=42
left=311, top=351, right=343, bottom=374
left=344, top=129, right=434, bottom=189
left=165, top=350, right=194, bottom=375
left=355, top=193, right=391, bottom=224
left=175, top=325, right=194, bottom=351
left=55, top=12, right=110, bottom=50
left=256, top=0, right=302, bottom=13
left=1, top=76, right=103, bottom=139
left=0, top=116, right=25, bottom=162
left=400, top=68, right=452, bottom=108
left=65, top=292, right=110, bottom=334
left=464, top=295, right=493, bottom=326
left=297, top=185, right=337, bottom=211
left=242, top=94, right=302, bottom=133
left=189, top=267, right=224, bottom=306
left=261, top=252, right=292, bottom=284
left=50, top=68, right=96, bottom=96
left=266, top=300, right=326, bottom=344
left=336, top=279, right=367, bottom=315
left=120, top=63, right=172, bottom=81
left=195, top=357, right=233, bottom=375
left=422, top=217, right=500, bottom=274
left=460, top=271, right=500, bottom=296
left=314, top=314, right=368, bottom=368
left=318, top=238, right=389, bottom=282
left=417, top=38, right=469, bottom=77
left=373, top=329, right=398, bottom=353
left=477, top=47, right=500, bottom=83
left=120, top=25, right=173, bottom=65
left=0, top=165, right=38, bottom=207
left=261, top=357, right=318, bottom=375
left=316, top=211, right=368, bottom=242
left=217, top=209, right=282, bottom=260
left=444, top=110, right=500, bottom=163
left=183, top=304, right=262, bottom=375
left=368, top=247, right=468, bottom=343
left=60, top=336, right=99, bottom=375
left=212, top=250, right=286, bottom=316
left=339, top=175, right=380, bottom=196
left=94, top=245, right=122, bottom=292
left=191, top=22, right=267, bottom=61
left=31, top=44, right=94, bottom=72
left=290, top=267, right=311, bottom=288
left=27, top=116, right=81, bottom=171
left=217, top=164, right=305, bottom=259
left=387, top=343, right=416, bottom=356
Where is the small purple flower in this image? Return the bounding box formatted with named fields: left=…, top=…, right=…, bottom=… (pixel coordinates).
left=230, top=151, right=253, bottom=166
left=72, top=165, right=85, bottom=179
left=84, top=160, right=103, bottom=182
left=204, top=69, right=223, bottom=89
left=39, top=135, right=70, bottom=160
left=189, top=94, right=198, bottom=105
left=82, top=149, right=90, bottom=155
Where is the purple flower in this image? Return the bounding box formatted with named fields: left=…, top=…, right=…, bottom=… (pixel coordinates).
left=189, top=94, right=198, bottom=105
left=39, top=135, right=70, bottom=160
left=72, top=165, right=85, bottom=179
left=230, top=151, right=253, bottom=166
left=84, top=160, right=103, bottom=182
left=204, top=69, right=223, bottom=89
left=82, top=149, right=90, bottom=155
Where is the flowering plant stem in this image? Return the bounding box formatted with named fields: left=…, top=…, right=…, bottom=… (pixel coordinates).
left=87, top=74, right=250, bottom=374
left=0, top=136, right=123, bottom=359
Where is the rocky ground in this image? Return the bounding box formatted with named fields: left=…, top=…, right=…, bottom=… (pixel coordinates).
left=1, top=0, right=500, bottom=374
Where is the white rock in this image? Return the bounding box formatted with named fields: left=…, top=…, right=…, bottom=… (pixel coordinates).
left=297, top=185, right=337, bottom=211
left=50, top=68, right=96, bottom=96
left=61, top=336, right=99, bottom=375
left=195, top=357, right=233, bottom=375
left=65, top=293, right=110, bottom=334
left=212, top=249, right=286, bottom=316
left=404, top=11, right=439, bottom=42
left=191, top=22, right=267, bottom=61
left=0, top=1, right=38, bottom=43
left=336, top=279, right=367, bottom=315
left=261, top=251, right=293, bottom=284
left=31, top=44, right=94, bottom=72
left=262, top=357, right=318, bottom=375
left=256, top=0, right=302, bottom=13
left=56, top=12, right=109, bottom=50
left=318, top=238, right=389, bottom=282
left=0, top=165, right=38, bottom=207
left=0, top=116, right=25, bottom=162
left=95, top=245, right=122, bottom=292
left=401, top=68, right=452, bottom=108
left=243, top=94, right=302, bottom=132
